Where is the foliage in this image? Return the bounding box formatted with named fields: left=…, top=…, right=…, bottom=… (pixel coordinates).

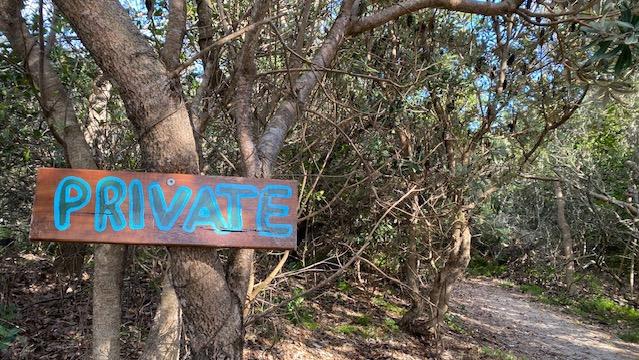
left=286, top=288, right=318, bottom=330
left=444, top=313, right=465, bottom=334
left=519, top=284, right=544, bottom=297
left=371, top=295, right=405, bottom=316
left=467, top=256, right=507, bottom=277
left=519, top=281, right=639, bottom=342
left=583, top=2, right=639, bottom=75
left=619, top=329, right=639, bottom=343
left=334, top=314, right=399, bottom=339
left=335, top=324, right=359, bottom=335
left=0, top=305, right=19, bottom=351
left=336, top=280, right=352, bottom=293
left=2, top=0, right=639, bottom=356
left=576, top=296, right=639, bottom=324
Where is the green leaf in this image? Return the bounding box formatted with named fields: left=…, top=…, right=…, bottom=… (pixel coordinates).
left=624, top=34, right=638, bottom=45
left=587, top=41, right=612, bottom=64
left=614, top=45, right=633, bottom=74
left=615, top=21, right=635, bottom=30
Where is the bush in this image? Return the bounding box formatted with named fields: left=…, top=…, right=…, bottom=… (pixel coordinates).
left=467, top=256, right=507, bottom=277
left=577, top=296, right=639, bottom=325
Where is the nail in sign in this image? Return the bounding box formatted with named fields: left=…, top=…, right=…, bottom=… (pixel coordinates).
left=30, top=168, right=298, bottom=249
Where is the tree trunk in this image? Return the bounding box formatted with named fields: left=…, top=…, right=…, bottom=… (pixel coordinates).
left=0, top=4, right=126, bottom=359
left=630, top=184, right=639, bottom=298
left=0, top=0, right=93, bottom=277
left=427, top=210, right=471, bottom=336
left=92, top=244, right=126, bottom=360
left=52, top=1, right=249, bottom=357
left=141, top=274, right=181, bottom=360
left=554, top=180, right=575, bottom=294
left=169, top=249, right=246, bottom=359
left=399, top=227, right=425, bottom=332
left=631, top=239, right=636, bottom=298
left=84, top=76, right=112, bottom=167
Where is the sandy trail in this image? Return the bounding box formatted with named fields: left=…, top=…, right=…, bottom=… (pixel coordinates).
left=451, top=278, right=639, bottom=360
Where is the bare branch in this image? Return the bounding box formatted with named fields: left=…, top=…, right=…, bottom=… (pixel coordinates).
left=229, top=1, right=271, bottom=177
left=171, top=12, right=288, bottom=77
left=227, top=0, right=272, bottom=311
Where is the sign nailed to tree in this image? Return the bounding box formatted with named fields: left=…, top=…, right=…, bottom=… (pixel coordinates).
left=30, top=168, right=298, bottom=250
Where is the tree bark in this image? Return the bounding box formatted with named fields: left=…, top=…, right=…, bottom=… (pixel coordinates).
left=554, top=180, right=575, bottom=293
left=159, top=0, right=187, bottom=71
left=84, top=76, right=112, bottom=168
left=629, top=184, right=639, bottom=298
left=0, top=0, right=94, bottom=277
left=141, top=274, right=181, bottom=360
left=52, top=1, right=248, bottom=357
left=348, top=0, right=520, bottom=35
left=92, top=244, right=126, bottom=360
left=0, top=3, right=126, bottom=359
left=256, top=0, right=356, bottom=172
left=427, top=210, right=471, bottom=336
left=399, top=226, right=425, bottom=332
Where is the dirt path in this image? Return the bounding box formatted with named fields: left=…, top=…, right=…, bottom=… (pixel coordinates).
left=450, top=278, right=639, bottom=360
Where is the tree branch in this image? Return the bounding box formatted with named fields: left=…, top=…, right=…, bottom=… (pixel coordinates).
left=226, top=0, right=272, bottom=305
left=348, top=0, right=523, bottom=35
left=53, top=0, right=199, bottom=173
left=160, top=0, right=187, bottom=70
left=229, top=0, right=270, bottom=178
left=171, top=12, right=287, bottom=77
left=256, top=0, right=357, bottom=174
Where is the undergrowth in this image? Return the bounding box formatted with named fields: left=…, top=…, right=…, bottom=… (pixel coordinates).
left=0, top=304, right=19, bottom=351
left=286, top=288, right=318, bottom=330
left=467, top=256, right=507, bottom=277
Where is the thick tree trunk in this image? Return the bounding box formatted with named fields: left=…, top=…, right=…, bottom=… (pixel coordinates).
left=169, top=249, right=245, bottom=359
left=427, top=210, right=471, bottom=336
left=554, top=180, right=575, bottom=293
left=0, top=4, right=126, bottom=359
left=53, top=1, right=248, bottom=358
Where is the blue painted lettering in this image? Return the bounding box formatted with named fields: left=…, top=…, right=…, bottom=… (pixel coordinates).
left=95, top=176, right=127, bottom=232
left=53, top=176, right=91, bottom=231
left=256, top=184, right=293, bottom=237
left=149, top=182, right=192, bottom=231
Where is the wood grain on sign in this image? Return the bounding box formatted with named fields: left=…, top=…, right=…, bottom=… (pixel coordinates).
left=30, top=168, right=298, bottom=250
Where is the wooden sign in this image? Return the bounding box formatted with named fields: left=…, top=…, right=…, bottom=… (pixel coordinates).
left=30, top=168, right=298, bottom=250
